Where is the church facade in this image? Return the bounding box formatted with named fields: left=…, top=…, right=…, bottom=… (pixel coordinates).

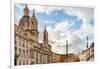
left=14, top=5, right=52, bottom=65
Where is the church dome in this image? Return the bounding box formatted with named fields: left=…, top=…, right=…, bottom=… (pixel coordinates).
left=19, top=16, right=30, bottom=26
left=19, top=5, right=30, bottom=26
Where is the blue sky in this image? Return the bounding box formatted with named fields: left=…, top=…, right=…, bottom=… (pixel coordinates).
left=14, top=3, right=94, bottom=54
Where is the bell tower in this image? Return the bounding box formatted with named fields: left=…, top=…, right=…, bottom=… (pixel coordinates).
left=31, top=9, right=38, bottom=31
left=31, top=9, right=39, bottom=41
left=43, top=27, right=48, bottom=45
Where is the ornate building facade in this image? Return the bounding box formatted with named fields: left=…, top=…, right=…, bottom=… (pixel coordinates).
left=14, top=5, right=52, bottom=65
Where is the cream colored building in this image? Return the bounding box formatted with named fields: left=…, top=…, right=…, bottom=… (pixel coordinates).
left=14, top=5, right=52, bottom=65
left=79, top=43, right=94, bottom=61
left=89, top=43, right=94, bottom=61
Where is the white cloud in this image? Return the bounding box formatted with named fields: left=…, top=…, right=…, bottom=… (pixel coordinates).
left=28, top=5, right=62, bottom=15
left=63, top=7, right=94, bottom=20
left=72, top=19, right=94, bottom=40
left=47, top=19, right=84, bottom=54
left=39, top=31, right=43, bottom=43
left=28, top=5, right=94, bottom=19
left=15, top=4, right=94, bottom=24
left=55, top=20, right=69, bottom=32
left=14, top=14, right=22, bottom=25
left=46, top=13, right=94, bottom=54
left=81, top=19, right=93, bottom=34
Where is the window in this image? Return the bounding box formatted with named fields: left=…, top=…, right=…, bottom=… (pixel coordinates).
left=23, top=50, right=25, bottom=56
left=23, top=60, right=25, bottom=65
left=19, top=59, right=21, bottom=65
left=14, top=58, right=17, bottom=65
left=27, top=60, right=28, bottom=64
left=26, top=50, right=28, bottom=56
left=19, top=38, right=22, bottom=47
left=19, top=49, right=21, bottom=54
left=15, top=47, right=17, bottom=55
left=40, top=54, right=42, bottom=63
left=36, top=52, right=38, bottom=63
left=34, top=51, right=36, bottom=63
left=15, top=39, right=16, bottom=45
left=23, top=42, right=24, bottom=47
left=26, top=40, right=28, bottom=48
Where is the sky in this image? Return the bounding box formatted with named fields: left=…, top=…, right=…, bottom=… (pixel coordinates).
left=14, top=3, right=94, bottom=54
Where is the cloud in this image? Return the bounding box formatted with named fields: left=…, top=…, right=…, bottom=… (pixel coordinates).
left=28, top=5, right=94, bottom=19
left=63, top=7, right=94, bottom=20
left=81, top=20, right=93, bottom=34
left=72, top=19, right=94, bottom=40
left=14, top=13, right=22, bottom=25
left=47, top=19, right=83, bottom=54
left=46, top=15, right=94, bottom=54
left=28, top=5, right=62, bottom=15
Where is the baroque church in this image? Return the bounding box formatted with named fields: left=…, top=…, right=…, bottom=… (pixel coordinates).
left=14, top=5, right=52, bottom=65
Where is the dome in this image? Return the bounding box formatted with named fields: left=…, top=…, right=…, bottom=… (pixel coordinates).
left=19, top=16, right=30, bottom=26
